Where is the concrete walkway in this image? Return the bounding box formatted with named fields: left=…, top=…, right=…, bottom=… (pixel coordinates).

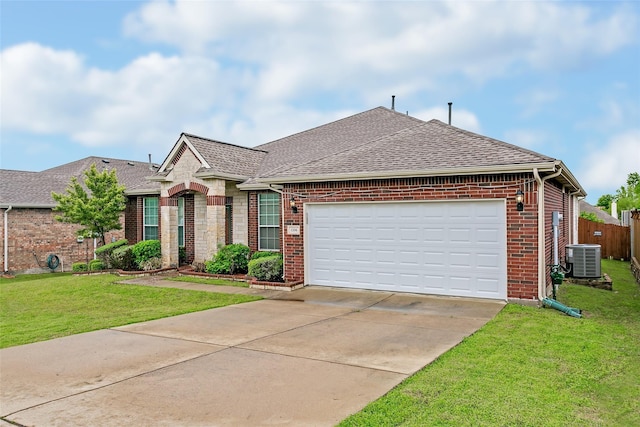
left=1, top=278, right=504, bottom=426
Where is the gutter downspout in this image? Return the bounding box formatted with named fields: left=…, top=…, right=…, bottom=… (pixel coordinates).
left=4, top=206, right=12, bottom=273
left=533, top=167, right=563, bottom=301
left=569, top=190, right=582, bottom=244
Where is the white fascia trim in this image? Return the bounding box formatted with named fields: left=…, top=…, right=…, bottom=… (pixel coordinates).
left=236, top=183, right=275, bottom=191
left=556, top=161, right=587, bottom=197
left=257, top=162, right=560, bottom=184
left=124, top=189, right=161, bottom=196
left=147, top=175, right=171, bottom=182
left=158, top=134, right=211, bottom=173
left=193, top=171, right=248, bottom=182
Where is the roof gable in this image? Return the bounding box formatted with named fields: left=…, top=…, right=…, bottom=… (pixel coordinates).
left=157, top=133, right=266, bottom=180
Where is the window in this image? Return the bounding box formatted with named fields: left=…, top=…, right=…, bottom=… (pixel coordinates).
left=258, top=193, right=280, bottom=250
left=177, top=197, right=185, bottom=247
left=225, top=197, right=233, bottom=245
left=143, top=197, right=159, bottom=240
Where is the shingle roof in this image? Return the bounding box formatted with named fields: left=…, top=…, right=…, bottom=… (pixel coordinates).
left=183, top=134, right=266, bottom=178
left=579, top=200, right=619, bottom=225
left=254, top=107, right=424, bottom=178
left=1, top=157, right=159, bottom=206
left=256, top=108, right=554, bottom=181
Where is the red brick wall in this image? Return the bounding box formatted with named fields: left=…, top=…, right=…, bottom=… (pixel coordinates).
left=125, top=197, right=138, bottom=244
left=1, top=208, right=125, bottom=274
left=248, top=192, right=258, bottom=253
left=246, top=174, right=542, bottom=300
left=543, top=180, right=571, bottom=288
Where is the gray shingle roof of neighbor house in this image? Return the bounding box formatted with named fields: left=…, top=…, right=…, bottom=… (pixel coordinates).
left=579, top=200, right=620, bottom=225
left=0, top=157, right=159, bottom=207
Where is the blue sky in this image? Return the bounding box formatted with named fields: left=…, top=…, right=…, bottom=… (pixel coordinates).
left=1, top=0, right=639, bottom=204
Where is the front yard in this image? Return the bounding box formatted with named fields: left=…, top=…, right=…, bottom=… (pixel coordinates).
left=0, top=273, right=260, bottom=349
left=340, top=259, right=640, bottom=426
left=1, top=261, right=638, bottom=425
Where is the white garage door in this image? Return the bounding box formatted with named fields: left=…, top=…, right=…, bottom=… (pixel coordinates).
left=305, top=200, right=507, bottom=299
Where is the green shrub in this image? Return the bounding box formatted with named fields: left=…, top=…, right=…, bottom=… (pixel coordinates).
left=251, top=251, right=282, bottom=261
left=72, top=262, right=88, bottom=272
left=111, top=245, right=135, bottom=270
left=88, top=259, right=105, bottom=271
left=579, top=211, right=605, bottom=223
left=248, top=255, right=283, bottom=282
left=139, top=257, right=162, bottom=271
left=206, top=244, right=250, bottom=274
left=131, top=240, right=161, bottom=269
left=95, top=239, right=128, bottom=268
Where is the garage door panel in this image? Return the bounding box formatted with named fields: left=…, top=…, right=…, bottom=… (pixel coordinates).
left=307, top=201, right=506, bottom=299
left=399, top=227, right=421, bottom=241
left=477, top=228, right=501, bottom=244
left=477, top=253, right=499, bottom=269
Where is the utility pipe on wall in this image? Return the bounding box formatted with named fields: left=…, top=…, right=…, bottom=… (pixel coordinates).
left=533, top=167, right=563, bottom=300
left=3, top=206, right=12, bottom=273
left=569, top=190, right=582, bottom=244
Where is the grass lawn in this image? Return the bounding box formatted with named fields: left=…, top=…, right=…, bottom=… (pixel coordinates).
left=167, top=276, right=250, bottom=288
left=339, top=259, right=640, bottom=427
left=0, top=273, right=261, bottom=349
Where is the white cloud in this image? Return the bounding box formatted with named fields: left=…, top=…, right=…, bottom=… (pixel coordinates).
left=412, top=107, right=481, bottom=133
left=1, top=43, right=227, bottom=151
left=1, top=1, right=638, bottom=167
left=503, top=129, right=547, bottom=150
left=578, top=130, right=640, bottom=194
left=124, top=1, right=637, bottom=88
left=516, top=89, right=559, bottom=118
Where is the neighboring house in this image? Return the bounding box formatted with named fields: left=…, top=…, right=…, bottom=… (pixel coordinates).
left=579, top=200, right=619, bottom=225
left=129, top=107, right=585, bottom=302
left=1, top=157, right=159, bottom=273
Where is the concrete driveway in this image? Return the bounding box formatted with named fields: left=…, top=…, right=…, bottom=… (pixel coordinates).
left=1, top=286, right=504, bottom=426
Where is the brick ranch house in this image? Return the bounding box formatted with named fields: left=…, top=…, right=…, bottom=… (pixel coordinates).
left=2, top=107, right=585, bottom=302
left=1, top=157, right=159, bottom=274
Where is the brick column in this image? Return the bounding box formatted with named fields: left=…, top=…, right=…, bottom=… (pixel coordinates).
left=204, top=179, right=227, bottom=261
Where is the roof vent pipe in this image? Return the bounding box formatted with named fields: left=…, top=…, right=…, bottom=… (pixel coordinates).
left=391, top=95, right=395, bottom=111
left=448, top=102, right=452, bottom=125
left=148, top=154, right=153, bottom=171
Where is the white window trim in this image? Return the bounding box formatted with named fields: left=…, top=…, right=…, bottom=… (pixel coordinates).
left=143, top=197, right=159, bottom=241
left=177, top=197, right=185, bottom=247
left=258, top=193, right=280, bottom=251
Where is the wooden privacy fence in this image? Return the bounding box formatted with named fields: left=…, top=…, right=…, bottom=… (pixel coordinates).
left=578, top=217, right=630, bottom=260
left=632, top=210, right=640, bottom=260
left=631, top=210, right=640, bottom=283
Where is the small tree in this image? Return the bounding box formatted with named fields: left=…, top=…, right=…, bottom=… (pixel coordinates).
left=596, top=172, right=640, bottom=217
left=52, top=164, right=126, bottom=245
